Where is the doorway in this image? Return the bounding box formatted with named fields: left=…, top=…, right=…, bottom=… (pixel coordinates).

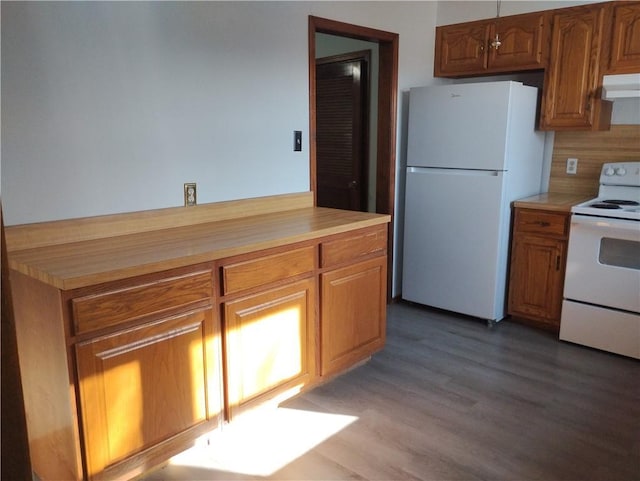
left=308, top=16, right=399, bottom=299
left=316, top=50, right=371, bottom=212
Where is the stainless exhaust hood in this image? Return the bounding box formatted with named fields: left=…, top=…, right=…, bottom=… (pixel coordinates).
left=602, top=73, right=640, bottom=99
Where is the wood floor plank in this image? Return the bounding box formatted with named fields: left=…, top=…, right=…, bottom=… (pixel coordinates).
left=143, top=302, right=639, bottom=481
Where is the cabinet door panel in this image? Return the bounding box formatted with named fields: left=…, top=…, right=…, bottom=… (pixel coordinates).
left=609, top=2, right=640, bottom=73
left=224, top=279, right=315, bottom=414
left=321, top=257, right=386, bottom=377
left=435, top=23, right=489, bottom=76
left=508, top=236, right=565, bottom=326
left=541, top=6, right=608, bottom=129
left=488, top=13, right=546, bottom=70
left=76, top=309, right=220, bottom=477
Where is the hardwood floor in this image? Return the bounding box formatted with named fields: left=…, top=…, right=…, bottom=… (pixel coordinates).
left=143, top=302, right=639, bottom=481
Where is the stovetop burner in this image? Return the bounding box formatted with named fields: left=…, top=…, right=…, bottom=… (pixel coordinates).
left=602, top=199, right=640, bottom=206
left=590, top=202, right=622, bottom=209
left=570, top=162, right=640, bottom=221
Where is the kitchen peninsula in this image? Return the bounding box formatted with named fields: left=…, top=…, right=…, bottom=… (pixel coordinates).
left=6, top=192, right=390, bottom=481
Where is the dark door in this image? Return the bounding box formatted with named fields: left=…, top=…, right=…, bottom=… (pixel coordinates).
left=316, top=51, right=370, bottom=211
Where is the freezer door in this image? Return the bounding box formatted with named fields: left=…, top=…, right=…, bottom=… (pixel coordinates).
left=402, top=167, right=510, bottom=321
left=407, top=82, right=515, bottom=171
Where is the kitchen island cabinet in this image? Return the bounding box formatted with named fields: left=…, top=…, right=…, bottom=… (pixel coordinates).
left=220, top=246, right=317, bottom=419
left=6, top=192, right=390, bottom=481
left=319, top=226, right=387, bottom=377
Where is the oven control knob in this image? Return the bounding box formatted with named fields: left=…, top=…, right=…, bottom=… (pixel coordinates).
left=615, top=167, right=626, bottom=176
left=604, top=166, right=616, bottom=176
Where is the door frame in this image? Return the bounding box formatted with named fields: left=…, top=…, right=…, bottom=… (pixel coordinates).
left=308, top=16, right=399, bottom=299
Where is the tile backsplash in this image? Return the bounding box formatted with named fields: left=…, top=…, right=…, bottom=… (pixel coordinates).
left=549, top=125, right=640, bottom=196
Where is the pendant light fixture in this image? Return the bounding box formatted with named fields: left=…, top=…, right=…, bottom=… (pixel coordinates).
left=490, top=0, right=502, bottom=50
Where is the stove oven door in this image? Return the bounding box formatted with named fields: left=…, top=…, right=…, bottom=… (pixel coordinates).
left=563, top=215, right=640, bottom=313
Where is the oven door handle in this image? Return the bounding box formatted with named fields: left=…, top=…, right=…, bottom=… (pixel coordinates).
left=571, top=215, right=640, bottom=235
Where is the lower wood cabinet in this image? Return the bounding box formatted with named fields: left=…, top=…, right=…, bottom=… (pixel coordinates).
left=76, top=308, right=222, bottom=479
left=223, top=279, right=316, bottom=417
left=319, top=226, right=387, bottom=377
left=320, top=256, right=387, bottom=376
left=10, top=221, right=389, bottom=480
left=508, top=208, right=570, bottom=332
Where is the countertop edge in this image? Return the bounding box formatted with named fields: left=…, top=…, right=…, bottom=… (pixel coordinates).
left=9, top=209, right=391, bottom=291
left=512, top=193, right=593, bottom=213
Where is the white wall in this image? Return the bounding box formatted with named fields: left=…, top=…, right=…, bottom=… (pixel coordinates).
left=3, top=1, right=635, bottom=297
left=1, top=1, right=438, bottom=226
left=435, top=0, right=601, bottom=25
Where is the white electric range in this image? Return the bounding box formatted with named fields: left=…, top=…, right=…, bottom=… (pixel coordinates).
left=560, top=162, right=640, bottom=359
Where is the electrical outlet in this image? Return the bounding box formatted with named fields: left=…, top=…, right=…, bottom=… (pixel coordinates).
left=184, top=183, right=197, bottom=206
left=566, top=158, right=578, bottom=175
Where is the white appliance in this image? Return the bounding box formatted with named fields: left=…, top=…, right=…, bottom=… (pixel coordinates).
left=602, top=73, right=640, bottom=99
left=560, top=161, right=640, bottom=359
left=402, top=81, right=545, bottom=322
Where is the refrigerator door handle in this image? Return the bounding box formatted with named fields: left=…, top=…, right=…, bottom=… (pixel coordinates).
left=407, top=167, right=502, bottom=176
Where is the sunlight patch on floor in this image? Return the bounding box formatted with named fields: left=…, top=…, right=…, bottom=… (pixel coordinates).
left=168, top=407, right=358, bottom=477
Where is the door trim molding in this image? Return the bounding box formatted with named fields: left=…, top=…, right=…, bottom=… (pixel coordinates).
left=308, top=15, right=398, bottom=299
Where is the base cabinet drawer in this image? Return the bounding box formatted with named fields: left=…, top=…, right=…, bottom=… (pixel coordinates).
left=320, top=226, right=386, bottom=268
left=75, top=308, right=222, bottom=479
left=221, top=246, right=315, bottom=296
left=72, top=270, right=214, bottom=335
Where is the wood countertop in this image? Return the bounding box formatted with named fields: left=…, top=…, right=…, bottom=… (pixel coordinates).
left=512, top=192, right=592, bottom=212
left=7, top=200, right=390, bottom=291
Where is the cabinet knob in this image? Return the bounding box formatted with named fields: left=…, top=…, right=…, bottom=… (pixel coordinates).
left=490, top=34, right=502, bottom=50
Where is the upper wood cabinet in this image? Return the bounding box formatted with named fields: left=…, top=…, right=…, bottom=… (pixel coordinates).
left=434, top=12, right=547, bottom=77
left=608, top=1, right=640, bottom=73
left=434, top=22, right=488, bottom=76
left=539, top=4, right=612, bottom=131
left=433, top=1, right=638, bottom=131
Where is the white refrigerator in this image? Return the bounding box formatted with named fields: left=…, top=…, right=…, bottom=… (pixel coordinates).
left=402, top=81, right=545, bottom=322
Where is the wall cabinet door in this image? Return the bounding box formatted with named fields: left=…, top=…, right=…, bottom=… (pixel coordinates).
left=434, top=13, right=546, bottom=77
left=76, top=308, right=221, bottom=478
left=320, top=256, right=386, bottom=377
left=224, top=279, right=316, bottom=417
left=540, top=5, right=612, bottom=130
left=488, top=13, right=546, bottom=71
left=608, top=1, right=640, bottom=73
left=434, top=22, right=489, bottom=76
